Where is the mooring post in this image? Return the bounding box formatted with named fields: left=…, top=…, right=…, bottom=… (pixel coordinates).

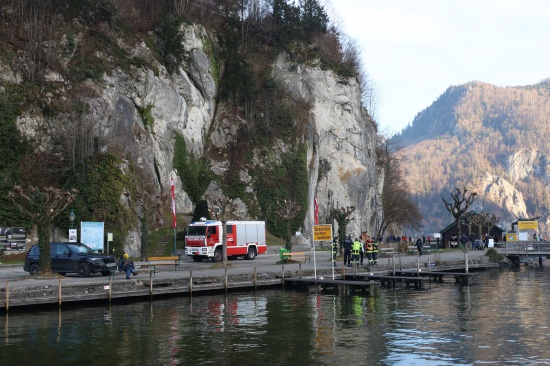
left=416, top=259, right=420, bottom=277
left=224, top=268, right=228, bottom=291
left=58, top=279, right=62, bottom=307
left=189, top=270, right=193, bottom=297
left=150, top=271, right=154, bottom=299
left=108, top=275, right=112, bottom=303
left=5, top=280, right=9, bottom=312
left=464, top=251, right=469, bottom=273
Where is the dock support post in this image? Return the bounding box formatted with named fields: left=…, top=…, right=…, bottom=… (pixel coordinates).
left=392, top=255, right=396, bottom=275
left=299, top=263, right=302, bottom=278
left=58, top=278, right=62, bottom=307
left=399, top=257, right=402, bottom=271
left=108, top=276, right=112, bottom=303
left=254, top=267, right=257, bottom=290
left=464, top=251, right=469, bottom=273
left=150, top=271, right=154, bottom=298
left=189, top=270, right=193, bottom=297
left=416, top=259, right=420, bottom=277
left=5, top=281, right=8, bottom=312
left=539, top=256, right=543, bottom=266
left=282, top=265, right=285, bottom=285
left=224, top=268, right=228, bottom=291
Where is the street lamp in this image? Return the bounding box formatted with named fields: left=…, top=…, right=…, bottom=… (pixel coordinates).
left=69, top=209, right=75, bottom=229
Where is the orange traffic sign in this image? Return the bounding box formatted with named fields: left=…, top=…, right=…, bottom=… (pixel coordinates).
left=313, top=225, right=333, bottom=241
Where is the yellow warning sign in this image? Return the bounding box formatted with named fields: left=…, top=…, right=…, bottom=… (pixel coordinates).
left=313, top=225, right=333, bottom=241
left=518, top=221, right=538, bottom=230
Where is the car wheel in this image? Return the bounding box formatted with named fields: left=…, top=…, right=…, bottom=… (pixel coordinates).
left=192, top=256, right=203, bottom=262
left=245, top=247, right=257, bottom=260
left=77, top=262, right=91, bottom=277
left=29, top=262, right=39, bottom=275
left=212, top=249, right=222, bottom=262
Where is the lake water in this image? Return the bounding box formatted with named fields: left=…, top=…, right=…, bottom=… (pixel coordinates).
left=2, top=266, right=550, bottom=365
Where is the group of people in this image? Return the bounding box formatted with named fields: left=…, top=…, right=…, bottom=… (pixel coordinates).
left=331, top=235, right=379, bottom=268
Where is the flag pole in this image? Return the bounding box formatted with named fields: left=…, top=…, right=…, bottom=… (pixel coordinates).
left=171, top=175, right=177, bottom=255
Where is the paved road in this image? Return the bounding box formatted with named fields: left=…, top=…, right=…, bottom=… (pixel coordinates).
left=0, top=249, right=488, bottom=290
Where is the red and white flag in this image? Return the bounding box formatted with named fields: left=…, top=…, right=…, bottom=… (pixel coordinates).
left=171, top=175, right=177, bottom=229
left=314, top=196, right=319, bottom=225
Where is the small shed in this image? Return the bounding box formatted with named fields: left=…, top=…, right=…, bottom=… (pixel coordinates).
left=439, top=221, right=506, bottom=249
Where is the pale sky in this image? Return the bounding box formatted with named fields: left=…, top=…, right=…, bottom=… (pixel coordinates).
left=328, top=0, right=550, bottom=136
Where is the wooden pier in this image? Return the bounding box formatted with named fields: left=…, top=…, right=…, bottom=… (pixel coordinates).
left=392, top=270, right=477, bottom=285
left=344, top=273, right=430, bottom=290
left=500, top=242, right=550, bottom=265
left=284, top=277, right=379, bottom=292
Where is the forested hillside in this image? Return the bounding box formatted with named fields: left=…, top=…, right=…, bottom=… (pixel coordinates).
left=394, top=80, right=550, bottom=234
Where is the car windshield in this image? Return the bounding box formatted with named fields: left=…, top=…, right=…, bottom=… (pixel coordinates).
left=68, top=243, right=94, bottom=254
left=187, top=226, right=207, bottom=235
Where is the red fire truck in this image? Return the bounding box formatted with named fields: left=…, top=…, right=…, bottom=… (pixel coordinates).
left=184, top=219, right=267, bottom=262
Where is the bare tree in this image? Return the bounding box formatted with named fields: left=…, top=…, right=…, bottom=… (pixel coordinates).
left=8, top=185, right=78, bottom=274
left=442, top=186, right=477, bottom=249
left=276, top=199, right=301, bottom=250
left=375, top=139, right=423, bottom=239
left=330, top=205, right=355, bottom=255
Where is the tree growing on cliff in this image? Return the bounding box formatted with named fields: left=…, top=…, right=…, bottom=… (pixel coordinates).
left=442, top=186, right=477, bottom=249
left=8, top=185, right=77, bottom=274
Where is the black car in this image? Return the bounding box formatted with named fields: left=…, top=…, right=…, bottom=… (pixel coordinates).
left=23, top=242, right=116, bottom=277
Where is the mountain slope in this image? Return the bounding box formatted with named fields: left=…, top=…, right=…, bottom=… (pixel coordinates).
left=393, top=80, right=550, bottom=235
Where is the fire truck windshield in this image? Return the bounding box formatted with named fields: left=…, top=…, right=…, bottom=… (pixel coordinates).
left=187, top=226, right=207, bottom=236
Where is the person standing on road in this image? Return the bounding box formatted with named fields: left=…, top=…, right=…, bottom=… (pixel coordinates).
left=331, top=236, right=339, bottom=267
left=416, top=236, right=423, bottom=257
left=365, top=239, right=374, bottom=266
left=359, top=237, right=365, bottom=265
left=460, top=233, right=469, bottom=253
left=351, top=237, right=361, bottom=267
left=372, top=239, right=379, bottom=265
left=343, top=235, right=353, bottom=267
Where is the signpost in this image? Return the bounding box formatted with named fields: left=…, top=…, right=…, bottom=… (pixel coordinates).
left=314, top=224, right=333, bottom=279
left=313, top=225, right=333, bottom=241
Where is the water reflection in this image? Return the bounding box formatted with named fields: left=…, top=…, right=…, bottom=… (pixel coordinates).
left=2, top=267, right=550, bottom=365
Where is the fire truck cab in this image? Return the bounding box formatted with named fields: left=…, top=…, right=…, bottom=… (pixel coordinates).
left=184, top=219, right=267, bottom=262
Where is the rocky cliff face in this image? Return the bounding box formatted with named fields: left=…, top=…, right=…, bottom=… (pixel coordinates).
left=3, top=23, right=381, bottom=254
left=272, top=54, right=381, bottom=238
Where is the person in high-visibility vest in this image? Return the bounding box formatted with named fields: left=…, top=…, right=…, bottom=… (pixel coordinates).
left=351, top=237, right=361, bottom=267
left=365, top=240, right=374, bottom=266
left=372, top=240, right=379, bottom=265
left=331, top=236, right=339, bottom=267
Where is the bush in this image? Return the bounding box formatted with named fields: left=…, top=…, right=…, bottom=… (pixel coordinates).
left=485, top=248, right=504, bottom=263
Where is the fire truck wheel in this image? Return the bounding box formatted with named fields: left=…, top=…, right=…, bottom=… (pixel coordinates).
left=212, top=249, right=222, bottom=262
left=245, top=247, right=257, bottom=260
left=192, top=256, right=203, bottom=262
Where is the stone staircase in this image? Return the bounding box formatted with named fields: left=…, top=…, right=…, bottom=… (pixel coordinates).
left=149, top=234, right=173, bottom=256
